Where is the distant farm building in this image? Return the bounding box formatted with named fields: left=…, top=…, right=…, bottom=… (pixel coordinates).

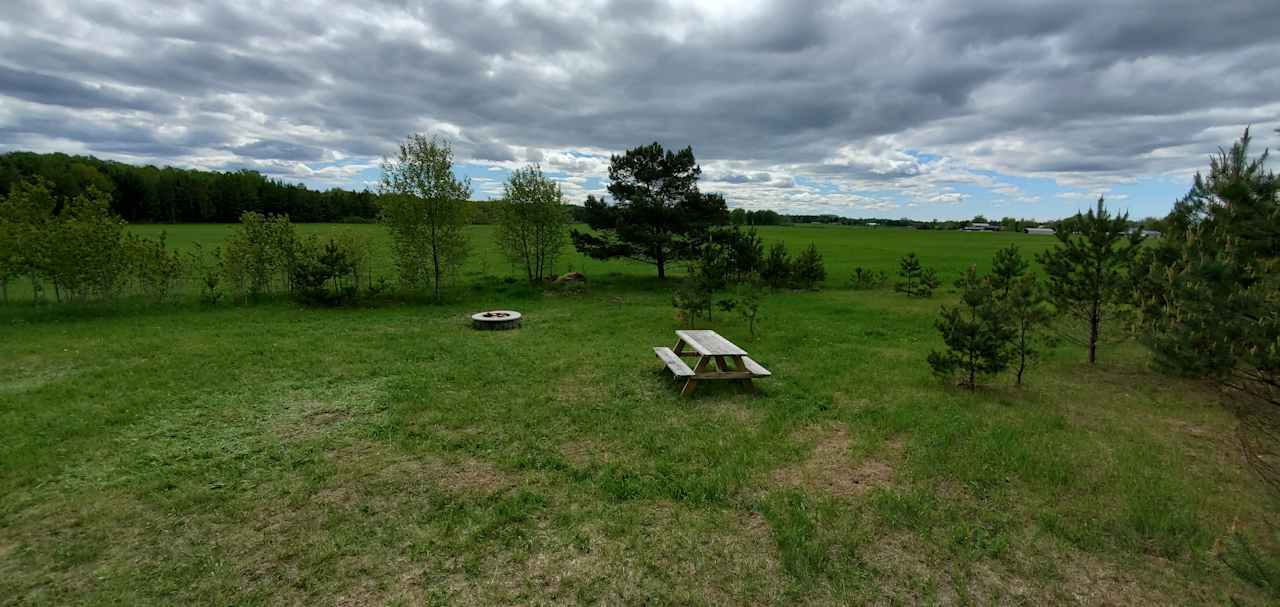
left=1025, top=227, right=1055, bottom=235
left=961, top=222, right=996, bottom=232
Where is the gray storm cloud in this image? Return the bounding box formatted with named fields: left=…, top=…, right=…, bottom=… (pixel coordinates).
left=1, top=0, right=1277, bottom=213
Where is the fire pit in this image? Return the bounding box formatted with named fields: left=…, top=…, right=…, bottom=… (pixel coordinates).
left=471, top=310, right=522, bottom=330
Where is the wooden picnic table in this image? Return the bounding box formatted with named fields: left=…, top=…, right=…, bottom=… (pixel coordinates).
left=653, top=330, right=771, bottom=395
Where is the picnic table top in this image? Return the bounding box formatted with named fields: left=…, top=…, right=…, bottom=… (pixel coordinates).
left=675, top=330, right=748, bottom=356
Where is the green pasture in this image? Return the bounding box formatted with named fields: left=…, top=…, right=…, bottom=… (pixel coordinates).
left=123, top=222, right=1060, bottom=282
left=1, top=224, right=1276, bottom=605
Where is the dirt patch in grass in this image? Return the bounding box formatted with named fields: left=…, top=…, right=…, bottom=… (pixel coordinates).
left=858, top=532, right=1191, bottom=606
left=272, top=380, right=385, bottom=441
left=559, top=439, right=637, bottom=467
left=425, top=504, right=785, bottom=605
left=555, top=367, right=608, bottom=405
left=1046, top=551, right=1180, bottom=606
left=771, top=425, right=897, bottom=498
left=707, top=399, right=760, bottom=424
left=326, top=443, right=515, bottom=495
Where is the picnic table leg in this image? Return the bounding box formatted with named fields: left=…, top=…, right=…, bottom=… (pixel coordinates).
left=731, top=356, right=756, bottom=393
left=681, top=355, right=711, bottom=396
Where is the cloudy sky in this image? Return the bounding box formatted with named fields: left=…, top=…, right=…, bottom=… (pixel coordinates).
left=2, top=0, right=1277, bottom=220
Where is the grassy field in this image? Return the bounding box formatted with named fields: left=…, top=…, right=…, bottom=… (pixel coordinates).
left=2, top=224, right=1278, bottom=605
left=119, top=223, right=1063, bottom=285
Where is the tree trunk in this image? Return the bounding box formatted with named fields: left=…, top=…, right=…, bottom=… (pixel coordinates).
left=656, top=254, right=666, bottom=280
left=432, top=248, right=441, bottom=301
left=1088, top=300, right=1100, bottom=364
left=1016, top=327, right=1027, bottom=385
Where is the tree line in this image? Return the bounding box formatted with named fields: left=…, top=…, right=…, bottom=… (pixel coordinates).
left=0, top=134, right=581, bottom=305
left=0, top=151, right=385, bottom=224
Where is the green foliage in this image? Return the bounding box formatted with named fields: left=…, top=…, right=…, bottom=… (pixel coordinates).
left=848, top=266, right=887, bottom=290
left=673, top=239, right=731, bottom=326
left=672, top=279, right=711, bottom=328
left=291, top=234, right=366, bottom=306
left=895, top=252, right=940, bottom=297
left=754, top=240, right=827, bottom=290
left=989, top=243, right=1029, bottom=298
left=41, top=187, right=132, bottom=302
left=731, top=279, right=765, bottom=337
left=1002, top=273, right=1056, bottom=386
left=729, top=207, right=785, bottom=226
left=129, top=232, right=186, bottom=304
left=791, top=243, right=826, bottom=290
left=379, top=134, right=471, bottom=300
left=222, top=211, right=298, bottom=300
left=187, top=244, right=224, bottom=305
left=928, top=266, right=1013, bottom=388
left=495, top=164, right=568, bottom=282
left=570, top=143, right=728, bottom=279
left=761, top=241, right=792, bottom=289
left=1134, top=129, right=1280, bottom=405
left=715, top=226, right=765, bottom=282
left=1037, top=196, right=1144, bottom=364
left=674, top=231, right=770, bottom=329
left=0, top=178, right=56, bottom=302
left=0, top=150, right=383, bottom=223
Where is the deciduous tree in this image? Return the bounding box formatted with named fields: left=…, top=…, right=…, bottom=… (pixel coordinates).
left=496, top=165, right=568, bottom=283
left=0, top=178, right=55, bottom=302
left=222, top=211, right=297, bottom=300
left=379, top=134, right=471, bottom=300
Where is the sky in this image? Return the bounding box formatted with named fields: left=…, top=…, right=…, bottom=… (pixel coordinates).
left=1, top=0, right=1278, bottom=221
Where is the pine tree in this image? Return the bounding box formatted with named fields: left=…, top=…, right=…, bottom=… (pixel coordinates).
left=928, top=266, right=1012, bottom=388
left=895, top=252, right=940, bottom=297
left=1036, top=197, right=1144, bottom=364
left=1134, top=128, right=1280, bottom=405
left=989, top=244, right=1029, bottom=299
left=570, top=143, right=728, bottom=279
left=791, top=243, right=826, bottom=289
left=1002, top=274, right=1056, bottom=385
left=761, top=242, right=792, bottom=289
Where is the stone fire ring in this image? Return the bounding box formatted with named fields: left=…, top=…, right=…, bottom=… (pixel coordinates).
left=471, top=310, right=522, bottom=330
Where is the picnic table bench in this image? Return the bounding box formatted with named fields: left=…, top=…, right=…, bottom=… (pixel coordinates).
left=654, top=330, right=771, bottom=395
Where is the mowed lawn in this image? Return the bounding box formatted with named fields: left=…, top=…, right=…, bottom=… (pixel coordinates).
left=2, top=225, right=1277, bottom=605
